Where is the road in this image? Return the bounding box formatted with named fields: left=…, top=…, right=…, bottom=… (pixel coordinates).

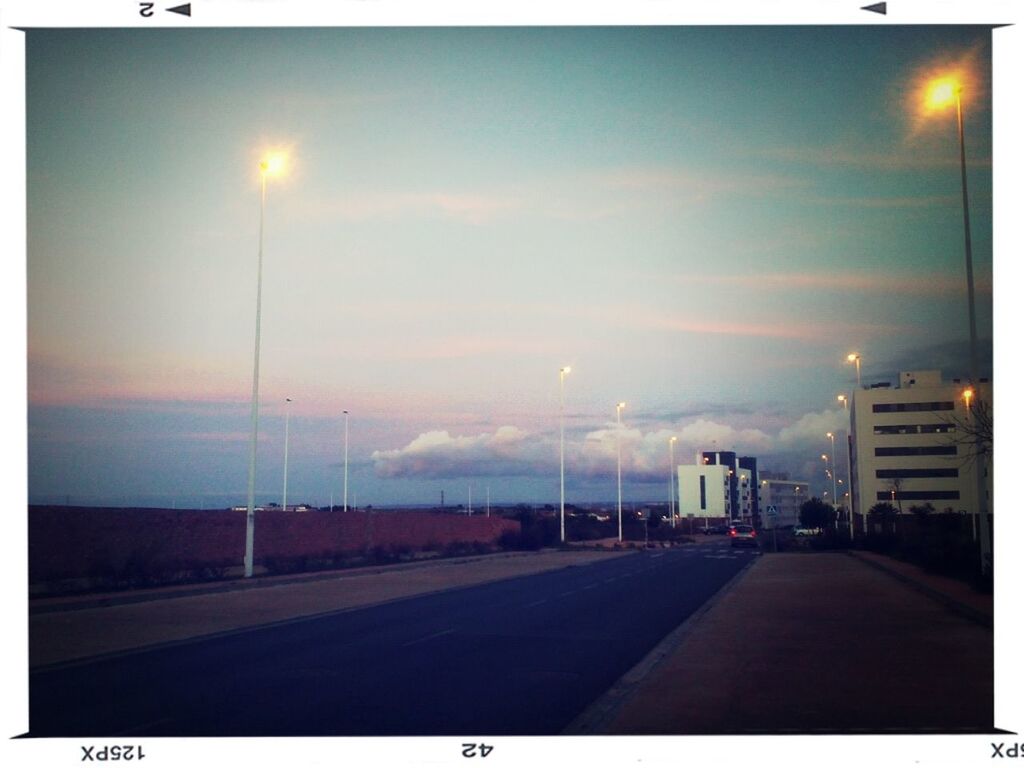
left=29, top=542, right=758, bottom=736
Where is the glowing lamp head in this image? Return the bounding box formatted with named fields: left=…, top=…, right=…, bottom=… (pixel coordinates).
left=926, top=77, right=959, bottom=111
left=560, top=366, right=571, bottom=375
left=259, top=152, right=288, bottom=177
left=962, top=387, right=974, bottom=406
left=847, top=353, right=859, bottom=363
left=826, top=432, right=833, bottom=439
left=617, top=401, right=626, bottom=409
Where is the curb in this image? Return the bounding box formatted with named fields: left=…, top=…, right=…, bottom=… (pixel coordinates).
left=30, top=548, right=628, bottom=615
left=846, top=550, right=992, bottom=628
left=561, top=552, right=760, bottom=735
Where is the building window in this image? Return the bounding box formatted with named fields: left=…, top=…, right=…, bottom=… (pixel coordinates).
left=875, top=446, right=958, bottom=457
left=872, top=402, right=955, bottom=413
left=699, top=475, right=706, bottom=510
left=876, top=468, right=959, bottom=479
left=873, top=424, right=955, bottom=435
left=876, top=490, right=961, bottom=501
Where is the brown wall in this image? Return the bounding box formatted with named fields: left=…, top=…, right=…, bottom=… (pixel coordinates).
left=28, top=506, right=519, bottom=584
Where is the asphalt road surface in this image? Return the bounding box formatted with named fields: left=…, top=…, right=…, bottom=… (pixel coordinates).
left=29, top=543, right=758, bottom=736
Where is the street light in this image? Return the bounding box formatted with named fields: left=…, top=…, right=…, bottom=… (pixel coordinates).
left=343, top=410, right=350, bottom=512
left=924, top=72, right=990, bottom=576
left=616, top=401, right=626, bottom=542
left=826, top=432, right=837, bottom=510
left=244, top=150, right=288, bottom=579
left=559, top=366, right=571, bottom=543
left=282, top=397, right=292, bottom=512
left=669, top=436, right=678, bottom=528
left=846, top=353, right=861, bottom=389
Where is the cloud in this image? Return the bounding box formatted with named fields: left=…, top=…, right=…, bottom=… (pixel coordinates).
left=673, top=271, right=992, bottom=299
left=777, top=410, right=849, bottom=445
left=373, top=415, right=809, bottom=484
left=306, top=190, right=522, bottom=225
left=372, top=426, right=553, bottom=479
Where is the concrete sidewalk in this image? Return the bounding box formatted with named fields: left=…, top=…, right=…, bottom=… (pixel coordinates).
left=579, top=550, right=993, bottom=735
left=30, top=549, right=629, bottom=668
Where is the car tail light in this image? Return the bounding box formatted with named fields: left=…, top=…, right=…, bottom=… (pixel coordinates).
left=729, top=529, right=736, bottom=536
left=751, top=530, right=756, bottom=536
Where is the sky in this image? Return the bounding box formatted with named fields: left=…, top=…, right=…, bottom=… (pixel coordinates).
left=25, top=25, right=996, bottom=508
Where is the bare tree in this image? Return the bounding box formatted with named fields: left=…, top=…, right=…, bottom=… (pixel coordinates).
left=940, top=398, right=992, bottom=466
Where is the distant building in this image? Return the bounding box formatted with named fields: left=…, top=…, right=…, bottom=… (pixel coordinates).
left=678, top=450, right=760, bottom=525
left=758, top=478, right=810, bottom=529
left=849, top=370, right=991, bottom=533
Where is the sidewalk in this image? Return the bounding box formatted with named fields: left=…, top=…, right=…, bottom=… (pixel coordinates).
left=582, top=550, right=994, bottom=734
left=30, top=549, right=629, bottom=668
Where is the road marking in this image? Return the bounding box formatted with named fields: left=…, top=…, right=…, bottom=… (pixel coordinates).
left=402, top=628, right=455, bottom=647
left=603, top=578, right=617, bottom=584
left=581, top=583, right=597, bottom=590
left=524, top=598, right=547, bottom=608
left=559, top=590, right=576, bottom=598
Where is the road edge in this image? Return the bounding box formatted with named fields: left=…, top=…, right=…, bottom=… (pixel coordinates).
left=561, top=551, right=761, bottom=735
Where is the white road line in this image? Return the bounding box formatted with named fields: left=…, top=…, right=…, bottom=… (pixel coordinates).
left=559, top=590, right=576, bottom=598
left=581, top=584, right=597, bottom=590
left=402, top=627, right=455, bottom=647
left=524, top=598, right=548, bottom=608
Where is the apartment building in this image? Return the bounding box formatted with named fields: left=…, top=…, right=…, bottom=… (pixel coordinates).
left=849, top=369, right=991, bottom=532
left=677, top=450, right=760, bottom=525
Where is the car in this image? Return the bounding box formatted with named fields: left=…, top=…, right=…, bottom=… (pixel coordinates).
left=729, top=524, right=759, bottom=548
left=793, top=527, right=820, bottom=537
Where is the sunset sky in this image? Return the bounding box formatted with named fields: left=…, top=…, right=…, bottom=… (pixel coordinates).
left=25, top=25, right=995, bottom=508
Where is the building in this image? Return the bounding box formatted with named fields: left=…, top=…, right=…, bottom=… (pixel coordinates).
left=758, top=478, right=810, bottom=529
left=849, top=370, right=991, bottom=534
left=677, top=450, right=760, bottom=525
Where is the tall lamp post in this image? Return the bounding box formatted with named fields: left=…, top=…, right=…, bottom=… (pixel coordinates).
left=846, top=353, right=861, bottom=389
left=282, top=397, right=292, bottom=511
left=669, top=436, right=678, bottom=528
left=244, top=151, right=287, bottom=579
left=826, top=431, right=839, bottom=532
left=924, top=74, right=990, bottom=577
left=616, top=402, right=626, bottom=542
left=559, top=366, right=571, bottom=543
left=343, top=409, right=350, bottom=512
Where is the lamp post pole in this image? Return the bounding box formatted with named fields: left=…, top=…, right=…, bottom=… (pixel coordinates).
left=826, top=431, right=837, bottom=512
left=244, top=162, right=269, bottom=578
left=616, top=402, right=625, bottom=542
left=559, top=366, right=571, bottom=543
left=954, top=87, right=990, bottom=577
left=669, top=436, right=677, bottom=528
left=282, top=397, right=292, bottom=511
left=847, top=353, right=861, bottom=389
left=343, top=410, right=349, bottom=512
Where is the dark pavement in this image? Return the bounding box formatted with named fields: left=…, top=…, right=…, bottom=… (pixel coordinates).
left=581, top=549, right=994, bottom=735
left=29, top=544, right=757, bottom=736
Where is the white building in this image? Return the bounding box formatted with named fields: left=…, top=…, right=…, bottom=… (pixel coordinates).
left=677, top=456, right=757, bottom=523
left=758, top=479, right=810, bottom=529
left=849, top=369, right=991, bottom=533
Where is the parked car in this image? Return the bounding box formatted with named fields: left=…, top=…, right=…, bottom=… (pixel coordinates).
left=729, top=524, right=759, bottom=548
left=793, top=527, right=821, bottom=537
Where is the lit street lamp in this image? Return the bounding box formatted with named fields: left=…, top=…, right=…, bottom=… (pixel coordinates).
left=616, top=401, right=626, bottom=542
left=924, top=72, right=990, bottom=576
left=282, top=397, right=292, bottom=511
left=559, top=366, right=571, bottom=543
left=846, top=353, right=861, bottom=389
left=244, top=150, right=287, bottom=579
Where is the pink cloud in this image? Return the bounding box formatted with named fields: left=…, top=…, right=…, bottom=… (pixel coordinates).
left=674, top=271, right=992, bottom=298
